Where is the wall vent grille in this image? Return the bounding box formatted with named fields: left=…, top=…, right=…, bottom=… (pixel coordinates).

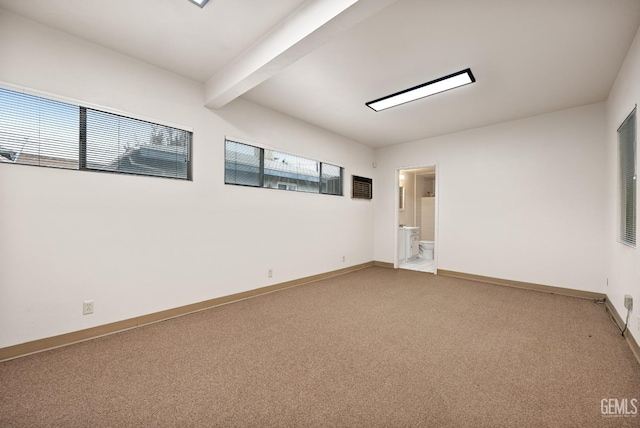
left=352, top=175, right=372, bottom=199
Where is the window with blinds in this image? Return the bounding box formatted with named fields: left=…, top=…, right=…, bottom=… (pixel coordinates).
left=0, top=87, right=79, bottom=169
left=84, top=109, right=191, bottom=179
left=224, top=139, right=343, bottom=196
left=225, top=140, right=262, bottom=186
left=0, top=86, right=192, bottom=180
left=619, top=108, right=636, bottom=247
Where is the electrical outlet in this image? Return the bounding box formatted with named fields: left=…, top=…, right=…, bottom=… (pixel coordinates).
left=624, top=295, right=633, bottom=311
left=83, top=300, right=94, bottom=315
left=342, top=256, right=345, bottom=262
left=268, top=269, right=273, bottom=278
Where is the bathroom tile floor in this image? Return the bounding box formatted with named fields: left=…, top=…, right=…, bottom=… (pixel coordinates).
left=399, top=257, right=435, bottom=273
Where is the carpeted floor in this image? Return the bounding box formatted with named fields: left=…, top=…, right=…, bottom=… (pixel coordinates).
left=1, top=267, right=639, bottom=427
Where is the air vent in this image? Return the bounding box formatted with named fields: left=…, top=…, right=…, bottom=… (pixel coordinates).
left=352, top=175, right=372, bottom=199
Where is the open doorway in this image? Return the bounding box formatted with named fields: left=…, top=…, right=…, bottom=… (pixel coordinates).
left=396, top=165, right=437, bottom=273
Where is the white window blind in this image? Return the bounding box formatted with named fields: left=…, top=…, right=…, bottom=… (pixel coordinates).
left=0, top=86, right=192, bottom=180
left=619, top=108, right=636, bottom=247
left=0, top=87, right=78, bottom=169
left=224, top=140, right=262, bottom=186
left=84, top=109, right=191, bottom=180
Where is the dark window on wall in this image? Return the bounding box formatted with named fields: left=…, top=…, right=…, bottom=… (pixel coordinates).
left=224, top=139, right=343, bottom=196
left=619, top=108, right=637, bottom=247
left=0, top=86, right=192, bottom=180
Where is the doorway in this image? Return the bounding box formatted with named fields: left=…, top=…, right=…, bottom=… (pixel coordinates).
left=396, top=165, right=437, bottom=273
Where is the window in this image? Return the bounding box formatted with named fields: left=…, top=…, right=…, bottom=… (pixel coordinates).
left=224, top=139, right=343, bottom=196
left=0, top=87, right=78, bottom=169
left=321, top=163, right=343, bottom=196
left=619, top=108, right=636, bottom=247
left=84, top=108, right=191, bottom=180
left=264, top=150, right=319, bottom=193
left=0, top=87, right=192, bottom=180
left=224, top=140, right=262, bottom=186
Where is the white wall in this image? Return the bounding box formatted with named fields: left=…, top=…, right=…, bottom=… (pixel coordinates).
left=605, top=25, right=640, bottom=345
left=0, top=10, right=375, bottom=348
left=374, top=103, right=607, bottom=293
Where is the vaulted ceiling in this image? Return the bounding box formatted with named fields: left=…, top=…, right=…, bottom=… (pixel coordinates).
left=1, top=0, right=639, bottom=147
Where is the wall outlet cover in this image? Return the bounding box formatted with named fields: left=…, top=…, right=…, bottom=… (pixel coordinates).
left=83, top=300, right=94, bottom=315
left=624, top=294, right=633, bottom=311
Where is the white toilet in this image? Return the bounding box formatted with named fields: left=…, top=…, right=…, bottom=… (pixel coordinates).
left=419, top=241, right=434, bottom=259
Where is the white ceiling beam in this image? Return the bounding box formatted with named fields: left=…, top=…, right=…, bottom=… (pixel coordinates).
left=204, top=0, right=400, bottom=109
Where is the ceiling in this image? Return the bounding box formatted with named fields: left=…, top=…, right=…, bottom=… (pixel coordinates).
left=1, top=0, right=639, bottom=148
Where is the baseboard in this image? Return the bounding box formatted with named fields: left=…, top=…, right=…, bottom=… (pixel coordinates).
left=0, top=262, right=374, bottom=362
left=372, top=260, right=394, bottom=269
left=437, top=269, right=606, bottom=300
left=604, top=299, right=640, bottom=365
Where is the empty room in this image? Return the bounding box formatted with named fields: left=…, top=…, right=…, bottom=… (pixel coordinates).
left=1, top=0, right=640, bottom=426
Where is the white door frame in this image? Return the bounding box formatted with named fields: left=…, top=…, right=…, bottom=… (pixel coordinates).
left=393, top=163, right=439, bottom=274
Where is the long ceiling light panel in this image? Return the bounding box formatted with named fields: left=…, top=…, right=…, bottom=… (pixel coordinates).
left=366, top=68, right=475, bottom=112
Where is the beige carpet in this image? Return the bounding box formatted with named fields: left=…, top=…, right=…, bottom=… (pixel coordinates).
left=1, top=267, right=639, bottom=427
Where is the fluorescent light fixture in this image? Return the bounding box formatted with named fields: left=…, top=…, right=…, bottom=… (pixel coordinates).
left=366, top=68, right=475, bottom=112
left=188, top=0, right=210, bottom=7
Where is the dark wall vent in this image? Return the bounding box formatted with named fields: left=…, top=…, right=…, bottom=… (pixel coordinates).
left=352, top=175, right=373, bottom=199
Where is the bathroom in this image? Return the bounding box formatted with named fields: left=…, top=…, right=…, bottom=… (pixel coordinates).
left=398, top=166, right=436, bottom=273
